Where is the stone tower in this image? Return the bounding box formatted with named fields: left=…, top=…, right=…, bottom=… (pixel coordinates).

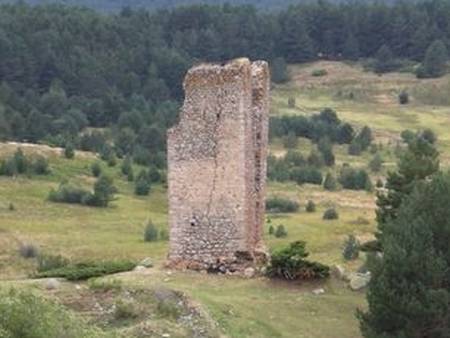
left=167, top=58, right=270, bottom=271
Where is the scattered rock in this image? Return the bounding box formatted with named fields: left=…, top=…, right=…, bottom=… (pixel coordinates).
left=243, top=267, right=256, bottom=278
left=331, top=264, right=346, bottom=280
left=44, top=278, right=60, bottom=290
left=350, top=272, right=371, bottom=291
left=134, top=265, right=146, bottom=272
left=312, top=288, right=325, bottom=295
left=162, top=334, right=170, bottom=338
left=138, top=257, right=154, bottom=268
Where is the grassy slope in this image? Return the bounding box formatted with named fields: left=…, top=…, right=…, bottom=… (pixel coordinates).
left=1, top=61, right=449, bottom=337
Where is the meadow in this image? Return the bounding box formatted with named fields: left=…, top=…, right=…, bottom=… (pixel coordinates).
left=1, top=61, right=449, bottom=337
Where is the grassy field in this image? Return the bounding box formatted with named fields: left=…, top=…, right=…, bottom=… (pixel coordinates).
left=1, top=61, right=449, bottom=337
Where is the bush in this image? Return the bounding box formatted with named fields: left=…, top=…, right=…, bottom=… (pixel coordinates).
left=34, top=260, right=136, bottom=281
left=144, top=221, right=158, bottom=242
left=91, top=162, right=102, bottom=177
left=323, top=172, right=338, bottom=191
left=323, top=208, right=339, bottom=220
left=398, top=91, right=409, bottom=104
left=369, top=153, right=383, bottom=172
left=0, top=288, right=112, bottom=338
left=268, top=225, right=275, bottom=235
left=135, top=170, right=151, bottom=196
left=282, top=131, right=298, bottom=149
left=19, top=243, right=38, bottom=259
left=268, top=241, right=330, bottom=280
left=291, top=167, right=323, bottom=185
left=114, top=300, right=139, bottom=320
left=342, top=235, right=360, bottom=261
left=8, top=202, right=15, bottom=211
left=88, top=278, right=122, bottom=292
left=274, top=225, right=288, bottom=238
left=121, top=156, right=132, bottom=176
left=305, top=200, right=316, bottom=213
left=37, top=253, right=70, bottom=272
left=339, top=167, right=372, bottom=191
left=288, top=97, right=296, bottom=108
left=32, top=156, right=50, bottom=175
left=63, top=142, right=75, bottom=159
left=48, top=183, right=90, bottom=204
left=376, top=178, right=384, bottom=188
left=311, top=69, right=328, bottom=77
left=266, top=197, right=299, bottom=213
left=359, top=240, right=382, bottom=252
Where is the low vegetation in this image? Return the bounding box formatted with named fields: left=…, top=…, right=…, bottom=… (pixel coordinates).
left=266, top=197, right=299, bottom=213
left=268, top=241, right=330, bottom=281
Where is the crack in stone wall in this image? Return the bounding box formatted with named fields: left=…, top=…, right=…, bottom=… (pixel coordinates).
left=167, top=58, right=270, bottom=271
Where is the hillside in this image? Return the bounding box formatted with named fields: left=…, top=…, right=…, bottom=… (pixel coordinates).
left=0, top=0, right=368, bottom=11
left=2, top=61, right=449, bottom=337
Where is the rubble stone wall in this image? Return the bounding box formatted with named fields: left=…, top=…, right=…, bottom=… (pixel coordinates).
left=167, top=58, right=270, bottom=270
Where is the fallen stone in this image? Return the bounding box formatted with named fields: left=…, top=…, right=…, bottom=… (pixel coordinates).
left=244, top=267, right=256, bottom=278
left=138, top=257, right=154, bottom=268
left=44, top=278, right=60, bottom=290
left=350, top=272, right=371, bottom=291
left=312, top=288, right=325, bottom=295
left=134, top=265, right=146, bottom=272
left=331, top=264, right=346, bottom=280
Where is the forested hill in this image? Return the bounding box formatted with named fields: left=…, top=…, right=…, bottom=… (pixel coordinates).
left=0, top=1, right=449, bottom=167
left=0, top=0, right=363, bottom=12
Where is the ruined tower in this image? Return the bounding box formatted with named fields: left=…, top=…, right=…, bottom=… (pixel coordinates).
left=167, top=58, right=270, bottom=271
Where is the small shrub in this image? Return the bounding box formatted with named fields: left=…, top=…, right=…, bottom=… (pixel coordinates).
left=37, top=253, right=69, bottom=272
left=266, top=197, right=299, bottom=213
left=268, top=225, right=275, bottom=235
left=274, top=225, right=288, bottom=238
left=114, top=299, right=139, bottom=320
left=144, top=221, right=158, bottom=242
left=135, top=170, right=151, bottom=196
left=305, top=200, right=316, bottom=213
left=398, top=91, right=409, bottom=104
left=157, top=299, right=181, bottom=319
left=376, top=178, right=384, bottom=188
left=268, top=241, right=330, bottom=280
left=323, top=172, right=338, bottom=191
left=88, top=278, right=123, bottom=292
left=369, top=153, right=383, bottom=172
left=34, top=260, right=136, bottom=281
left=342, top=235, right=360, bottom=261
left=8, top=202, right=15, bottom=211
left=323, top=208, right=339, bottom=220
left=32, top=156, right=50, bottom=175
left=91, top=162, right=102, bottom=177
left=107, top=155, right=117, bottom=167
left=311, top=69, right=328, bottom=77
left=160, top=229, right=169, bottom=241
left=19, top=243, right=38, bottom=259
left=288, top=97, right=296, bottom=108
left=282, top=131, right=298, bottom=149
left=63, top=142, right=75, bottom=159
left=48, top=183, right=90, bottom=204
left=0, top=288, right=110, bottom=338
left=127, top=170, right=135, bottom=182
left=121, top=157, right=132, bottom=176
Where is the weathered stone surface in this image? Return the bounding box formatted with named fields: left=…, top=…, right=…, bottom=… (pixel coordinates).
left=44, top=278, right=61, bottom=290
left=331, top=264, right=346, bottom=280
left=167, top=58, right=270, bottom=272
left=349, top=272, right=371, bottom=291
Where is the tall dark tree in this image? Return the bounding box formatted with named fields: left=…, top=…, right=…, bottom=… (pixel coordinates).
left=359, top=173, right=450, bottom=338
left=417, top=39, right=449, bottom=78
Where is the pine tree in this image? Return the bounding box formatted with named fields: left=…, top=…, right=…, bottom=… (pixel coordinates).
left=271, top=57, right=289, bottom=84
left=376, top=135, right=439, bottom=234
left=359, top=174, right=450, bottom=338
left=374, top=45, right=397, bottom=74
left=417, top=39, right=448, bottom=78
left=323, top=172, right=338, bottom=191
left=342, top=33, right=360, bottom=61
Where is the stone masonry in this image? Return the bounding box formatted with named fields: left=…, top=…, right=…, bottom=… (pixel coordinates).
left=167, top=58, right=270, bottom=272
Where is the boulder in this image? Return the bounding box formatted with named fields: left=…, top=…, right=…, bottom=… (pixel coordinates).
left=350, top=272, right=371, bottom=291
left=243, top=267, right=256, bottom=278
left=138, top=257, right=154, bottom=268
left=312, top=288, right=325, bottom=295
left=331, top=264, right=346, bottom=280
left=44, top=278, right=61, bottom=290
